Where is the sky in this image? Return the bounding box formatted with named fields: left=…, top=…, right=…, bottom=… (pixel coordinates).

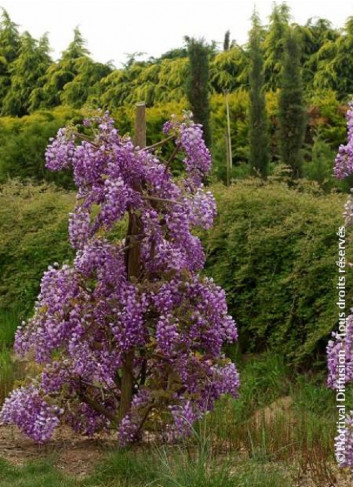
left=1, top=0, right=353, bottom=67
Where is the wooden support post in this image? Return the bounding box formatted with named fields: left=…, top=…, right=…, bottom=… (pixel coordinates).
left=225, top=133, right=230, bottom=187
left=119, top=102, right=146, bottom=421
left=225, top=91, right=232, bottom=186
left=134, top=101, right=146, bottom=148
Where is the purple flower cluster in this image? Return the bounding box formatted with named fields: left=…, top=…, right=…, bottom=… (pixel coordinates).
left=0, top=112, right=239, bottom=445
left=163, top=113, right=211, bottom=186
left=0, top=386, right=61, bottom=442
left=334, top=102, right=353, bottom=179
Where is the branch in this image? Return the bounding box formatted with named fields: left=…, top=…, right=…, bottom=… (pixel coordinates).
left=136, top=404, right=155, bottom=436
left=142, top=195, right=178, bottom=205
left=142, top=135, right=174, bottom=152
left=166, top=143, right=181, bottom=168
left=77, top=382, right=119, bottom=424
left=75, top=132, right=100, bottom=149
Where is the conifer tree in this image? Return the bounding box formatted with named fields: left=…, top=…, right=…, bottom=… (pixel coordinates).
left=248, top=12, right=269, bottom=177
left=278, top=29, right=306, bottom=178
left=223, top=30, right=231, bottom=51
left=263, top=3, right=290, bottom=90
left=30, top=27, right=90, bottom=110
left=185, top=37, right=211, bottom=146
left=2, top=32, right=51, bottom=116
left=0, top=9, right=20, bottom=111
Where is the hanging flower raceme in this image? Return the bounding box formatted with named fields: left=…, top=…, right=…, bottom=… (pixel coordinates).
left=0, top=111, right=239, bottom=445
left=328, top=101, right=353, bottom=471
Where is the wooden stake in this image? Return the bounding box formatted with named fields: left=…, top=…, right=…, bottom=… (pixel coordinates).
left=134, top=101, right=146, bottom=148
left=225, top=91, right=232, bottom=185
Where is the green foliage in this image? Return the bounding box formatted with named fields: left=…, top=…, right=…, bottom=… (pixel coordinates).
left=1, top=32, right=51, bottom=116
left=0, top=180, right=349, bottom=369
left=0, top=352, right=342, bottom=486
left=263, top=3, right=290, bottom=91
left=0, top=310, right=19, bottom=348
left=0, top=106, right=83, bottom=186
left=185, top=37, right=211, bottom=146
left=0, top=458, right=74, bottom=487
left=203, top=180, right=352, bottom=366
left=0, top=348, right=16, bottom=404
left=86, top=435, right=291, bottom=487
left=278, top=30, right=306, bottom=178
left=210, top=91, right=249, bottom=182
left=297, top=18, right=339, bottom=90
left=0, top=181, right=75, bottom=317
left=308, top=89, right=347, bottom=149
left=29, top=27, right=106, bottom=111
left=313, top=17, right=353, bottom=99
left=210, top=46, right=248, bottom=92
left=303, top=133, right=350, bottom=192
left=248, top=12, right=269, bottom=177
left=0, top=8, right=20, bottom=111
left=0, top=6, right=351, bottom=180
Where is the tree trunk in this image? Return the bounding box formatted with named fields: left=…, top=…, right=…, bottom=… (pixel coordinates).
left=119, top=102, right=146, bottom=421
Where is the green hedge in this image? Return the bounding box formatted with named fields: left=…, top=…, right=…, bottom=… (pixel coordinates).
left=203, top=180, right=352, bottom=367
left=0, top=181, right=75, bottom=318
left=0, top=179, right=349, bottom=367
left=0, top=107, right=83, bottom=188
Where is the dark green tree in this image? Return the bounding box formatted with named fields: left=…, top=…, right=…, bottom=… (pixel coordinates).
left=313, top=17, right=353, bottom=98
left=60, top=57, right=112, bottom=108
left=293, top=18, right=338, bottom=89
left=185, top=37, right=211, bottom=146
left=248, top=12, right=269, bottom=177
left=0, top=9, right=20, bottom=111
left=223, top=30, right=231, bottom=51
left=278, top=29, right=306, bottom=178
left=2, top=32, right=51, bottom=116
left=263, top=3, right=290, bottom=90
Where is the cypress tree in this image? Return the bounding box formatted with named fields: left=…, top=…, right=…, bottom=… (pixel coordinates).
left=263, top=3, right=290, bottom=90
left=248, top=12, right=269, bottom=178
left=185, top=37, right=211, bottom=146
left=278, top=29, right=306, bottom=178
left=223, top=30, right=230, bottom=51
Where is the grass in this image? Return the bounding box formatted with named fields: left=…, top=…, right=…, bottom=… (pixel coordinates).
left=0, top=309, right=27, bottom=404
left=0, top=351, right=347, bottom=486
left=0, top=348, right=17, bottom=404
left=0, top=458, right=74, bottom=487
left=0, top=309, right=19, bottom=349
left=83, top=444, right=292, bottom=487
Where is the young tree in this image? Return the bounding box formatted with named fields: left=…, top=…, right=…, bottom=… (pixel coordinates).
left=248, top=11, right=269, bottom=177
left=278, top=29, right=306, bottom=178
left=185, top=37, right=211, bottom=146
left=0, top=111, right=239, bottom=445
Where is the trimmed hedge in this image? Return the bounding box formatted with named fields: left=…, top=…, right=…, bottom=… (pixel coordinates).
left=0, top=181, right=75, bottom=317
left=203, top=180, right=352, bottom=367
left=0, top=179, right=350, bottom=367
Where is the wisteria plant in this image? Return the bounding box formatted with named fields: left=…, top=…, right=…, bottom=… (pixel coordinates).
left=328, top=101, right=353, bottom=469
left=0, top=111, right=239, bottom=445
